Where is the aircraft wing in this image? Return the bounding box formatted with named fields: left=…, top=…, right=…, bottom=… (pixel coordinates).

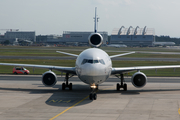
left=110, top=51, right=135, bottom=58
left=56, top=51, right=135, bottom=58
left=0, top=63, right=76, bottom=74
left=56, top=51, right=78, bottom=57
left=111, top=65, right=180, bottom=75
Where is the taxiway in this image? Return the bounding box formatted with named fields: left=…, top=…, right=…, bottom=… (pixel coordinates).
left=0, top=75, right=180, bottom=120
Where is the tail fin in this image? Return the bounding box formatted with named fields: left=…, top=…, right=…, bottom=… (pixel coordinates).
left=94, top=7, right=99, bottom=33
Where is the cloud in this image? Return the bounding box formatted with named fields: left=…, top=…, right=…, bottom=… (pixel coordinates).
left=124, top=0, right=134, bottom=5
left=96, top=0, right=134, bottom=6
left=149, top=4, right=163, bottom=10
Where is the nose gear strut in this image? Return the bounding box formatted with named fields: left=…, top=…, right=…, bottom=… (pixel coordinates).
left=89, top=85, right=97, bottom=100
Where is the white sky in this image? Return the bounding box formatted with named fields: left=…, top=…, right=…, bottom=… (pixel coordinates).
left=0, top=0, right=180, bottom=37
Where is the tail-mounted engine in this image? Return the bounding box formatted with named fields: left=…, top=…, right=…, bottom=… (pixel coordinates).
left=88, top=33, right=103, bottom=48
left=131, top=72, right=147, bottom=88
left=42, top=71, right=57, bottom=87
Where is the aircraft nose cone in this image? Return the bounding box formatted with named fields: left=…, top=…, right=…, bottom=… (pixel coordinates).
left=82, top=64, right=103, bottom=76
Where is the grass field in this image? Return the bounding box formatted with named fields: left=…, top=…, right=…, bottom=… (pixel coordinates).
left=0, top=46, right=180, bottom=76
left=1, top=46, right=180, bottom=58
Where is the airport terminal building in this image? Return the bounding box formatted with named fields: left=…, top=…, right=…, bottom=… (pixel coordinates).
left=62, top=31, right=108, bottom=46
left=0, top=31, right=36, bottom=45
left=111, top=26, right=155, bottom=47
left=4, top=31, right=36, bottom=42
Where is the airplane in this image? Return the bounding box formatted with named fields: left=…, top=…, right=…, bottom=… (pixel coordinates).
left=153, top=42, right=175, bottom=47
left=1, top=8, right=180, bottom=100
left=106, top=44, right=127, bottom=48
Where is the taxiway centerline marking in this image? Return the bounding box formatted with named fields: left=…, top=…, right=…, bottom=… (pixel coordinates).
left=49, top=86, right=115, bottom=120
left=49, top=95, right=89, bottom=120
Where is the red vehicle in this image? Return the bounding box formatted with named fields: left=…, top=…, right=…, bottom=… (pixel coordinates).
left=13, top=67, right=30, bottom=74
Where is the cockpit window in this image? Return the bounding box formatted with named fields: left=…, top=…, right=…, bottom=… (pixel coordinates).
left=99, top=59, right=105, bottom=65
left=81, top=59, right=88, bottom=64
left=81, top=59, right=105, bottom=65
left=94, top=60, right=99, bottom=63
left=88, top=60, right=93, bottom=63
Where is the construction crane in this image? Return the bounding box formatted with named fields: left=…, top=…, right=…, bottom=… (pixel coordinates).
left=0, top=29, right=19, bottom=32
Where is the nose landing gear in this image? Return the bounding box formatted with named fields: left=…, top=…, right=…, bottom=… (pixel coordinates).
left=89, top=85, right=97, bottom=100
left=89, top=93, right=97, bottom=100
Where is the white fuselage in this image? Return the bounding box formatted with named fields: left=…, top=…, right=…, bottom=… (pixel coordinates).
left=75, top=48, right=112, bottom=86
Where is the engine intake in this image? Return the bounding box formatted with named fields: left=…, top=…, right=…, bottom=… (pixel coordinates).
left=42, top=71, right=57, bottom=87
left=88, top=33, right=103, bottom=48
left=131, top=72, right=147, bottom=88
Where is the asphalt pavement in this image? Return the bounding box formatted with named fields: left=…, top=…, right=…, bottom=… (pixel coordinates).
left=0, top=75, right=180, bottom=119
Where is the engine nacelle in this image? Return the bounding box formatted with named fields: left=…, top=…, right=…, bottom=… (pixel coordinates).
left=131, top=72, right=147, bottom=88
left=42, top=71, right=57, bottom=87
left=88, top=33, right=103, bottom=48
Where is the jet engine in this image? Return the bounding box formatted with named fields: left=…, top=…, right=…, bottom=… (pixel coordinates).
left=131, top=72, right=147, bottom=88
left=42, top=71, right=57, bottom=87
left=88, top=33, right=103, bottom=48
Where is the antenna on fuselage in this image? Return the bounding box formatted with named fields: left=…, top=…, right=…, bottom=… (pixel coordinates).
left=94, top=7, right=99, bottom=33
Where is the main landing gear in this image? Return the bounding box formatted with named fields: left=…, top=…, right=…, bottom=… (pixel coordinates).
left=89, top=85, right=97, bottom=100
left=62, top=73, right=73, bottom=90
left=116, top=74, right=127, bottom=91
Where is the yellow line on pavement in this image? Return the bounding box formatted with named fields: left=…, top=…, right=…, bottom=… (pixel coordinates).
left=178, top=108, right=180, bottom=114
left=49, top=95, right=89, bottom=120
left=49, top=87, right=114, bottom=120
